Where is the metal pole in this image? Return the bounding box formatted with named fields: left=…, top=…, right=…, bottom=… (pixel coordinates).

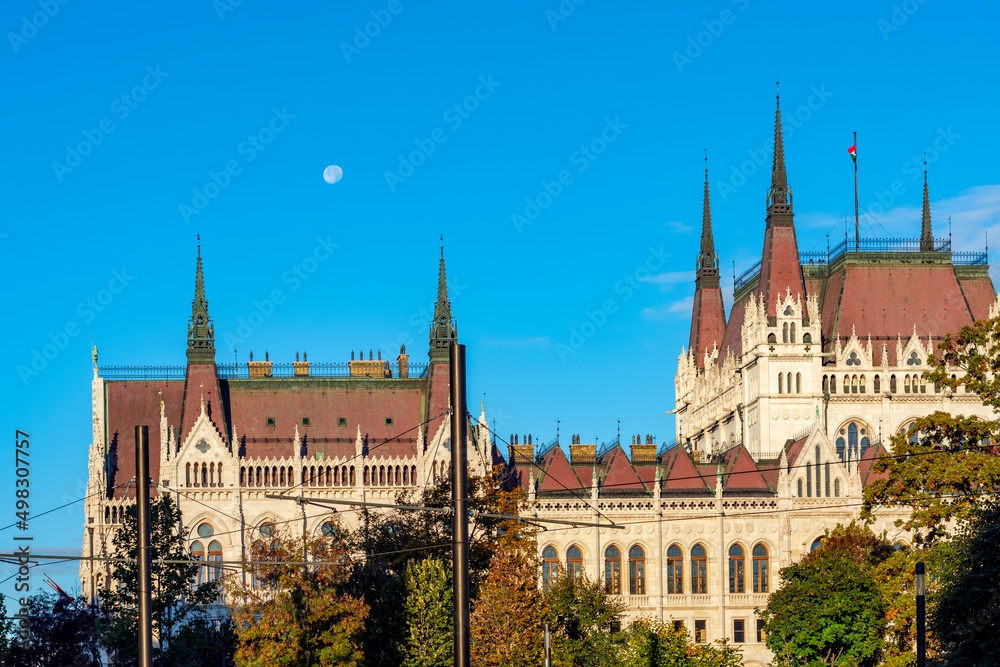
left=135, top=425, right=153, bottom=667
left=544, top=622, right=551, bottom=667
left=450, top=343, right=470, bottom=667
left=916, top=561, right=926, bottom=667
left=853, top=131, right=860, bottom=251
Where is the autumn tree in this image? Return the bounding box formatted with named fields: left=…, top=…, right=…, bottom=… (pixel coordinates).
left=931, top=499, right=1000, bottom=667
left=864, top=316, right=1000, bottom=542
left=3, top=592, right=101, bottom=667
left=759, top=524, right=889, bottom=667
left=616, top=619, right=742, bottom=667
left=100, top=494, right=218, bottom=665
left=231, top=531, right=368, bottom=667
left=545, top=573, right=622, bottom=667
left=401, top=558, right=453, bottom=667
left=470, top=548, right=547, bottom=666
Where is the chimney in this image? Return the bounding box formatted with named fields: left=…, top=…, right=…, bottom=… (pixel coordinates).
left=397, top=344, right=409, bottom=379
left=248, top=350, right=273, bottom=379
left=294, top=350, right=310, bottom=377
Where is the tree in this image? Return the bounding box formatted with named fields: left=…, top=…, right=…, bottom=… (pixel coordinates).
left=931, top=499, right=1000, bottom=667
left=100, top=494, right=218, bottom=665
left=615, top=619, right=741, bottom=667
left=401, top=558, right=453, bottom=667
left=470, top=548, right=547, bottom=666
left=863, top=317, right=1000, bottom=542
left=231, top=530, right=368, bottom=667
left=545, top=573, right=622, bottom=667
left=159, top=616, right=237, bottom=667
left=759, top=524, right=889, bottom=667
left=0, top=596, right=11, bottom=664
left=3, top=591, right=101, bottom=667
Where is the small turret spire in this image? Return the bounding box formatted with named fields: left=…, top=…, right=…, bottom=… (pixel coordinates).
left=429, top=239, right=457, bottom=363
left=766, top=79, right=793, bottom=223
left=187, top=238, right=216, bottom=363
left=697, top=149, right=718, bottom=280
left=920, top=154, right=934, bottom=252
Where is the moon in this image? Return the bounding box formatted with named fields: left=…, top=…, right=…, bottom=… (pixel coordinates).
left=323, top=165, right=343, bottom=184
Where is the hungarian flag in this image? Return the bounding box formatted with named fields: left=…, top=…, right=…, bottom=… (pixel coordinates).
left=847, top=143, right=857, bottom=164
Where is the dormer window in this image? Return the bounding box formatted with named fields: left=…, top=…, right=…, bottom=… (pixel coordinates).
left=266, top=417, right=275, bottom=427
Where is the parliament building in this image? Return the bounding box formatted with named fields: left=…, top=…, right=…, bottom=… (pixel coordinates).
left=81, top=92, right=995, bottom=666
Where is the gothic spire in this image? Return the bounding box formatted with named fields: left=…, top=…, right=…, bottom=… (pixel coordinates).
left=696, top=151, right=719, bottom=282
left=187, top=238, right=216, bottom=363
left=429, top=241, right=457, bottom=363
left=766, top=80, right=793, bottom=224
left=920, top=158, right=934, bottom=251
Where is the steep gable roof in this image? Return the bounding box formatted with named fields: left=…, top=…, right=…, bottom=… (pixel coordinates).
left=538, top=445, right=585, bottom=492
left=600, top=445, right=646, bottom=492
left=659, top=446, right=714, bottom=494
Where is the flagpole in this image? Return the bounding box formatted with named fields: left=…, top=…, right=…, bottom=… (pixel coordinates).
left=853, top=131, right=859, bottom=251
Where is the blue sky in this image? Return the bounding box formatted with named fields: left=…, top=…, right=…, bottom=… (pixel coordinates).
left=2, top=0, right=999, bottom=597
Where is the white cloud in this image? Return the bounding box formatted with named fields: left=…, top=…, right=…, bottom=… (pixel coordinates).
left=640, top=270, right=694, bottom=290
left=665, top=221, right=694, bottom=233
left=642, top=296, right=693, bottom=321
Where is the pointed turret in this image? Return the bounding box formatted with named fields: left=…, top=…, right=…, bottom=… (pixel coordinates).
left=429, top=244, right=457, bottom=363
left=920, top=165, right=934, bottom=252
left=758, top=84, right=806, bottom=316
left=689, top=157, right=727, bottom=367
left=186, top=241, right=215, bottom=364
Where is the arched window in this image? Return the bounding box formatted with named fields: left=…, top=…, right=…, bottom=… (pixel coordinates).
left=822, top=375, right=828, bottom=393
left=186, top=463, right=191, bottom=486
left=209, top=462, right=215, bottom=486
left=395, top=466, right=401, bottom=486
left=667, top=544, right=683, bottom=594
left=874, top=375, right=881, bottom=393
left=728, top=544, right=745, bottom=593
left=604, top=546, right=622, bottom=595
left=251, top=540, right=266, bottom=590
left=778, top=372, right=783, bottom=394
left=566, top=545, right=583, bottom=580
left=796, top=373, right=801, bottom=394
left=201, top=463, right=208, bottom=486
left=848, top=423, right=858, bottom=460
left=783, top=322, right=789, bottom=343
left=628, top=545, right=646, bottom=595
left=935, top=379, right=941, bottom=393
left=364, top=466, right=370, bottom=485
left=379, top=466, right=386, bottom=486
left=542, top=546, right=558, bottom=591
left=834, top=478, right=841, bottom=497
left=264, top=466, right=270, bottom=487
left=260, top=522, right=275, bottom=539
left=904, top=374, right=911, bottom=393
left=787, top=373, right=792, bottom=394
left=411, top=466, right=417, bottom=485
left=806, top=465, right=812, bottom=497
left=830, top=374, right=836, bottom=394
left=691, top=544, right=707, bottom=594
left=803, top=333, right=812, bottom=344
left=890, top=375, right=897, bottom=393
left=255, top=467, right=262, bottom=487
left=402, top=466, right=409, bottom=486
left=852, top=375, right=858, bottom=394
left=432, top=462, right=438, bottom=481
left=810, top=539, right=823, bottom=552
left=790, top=322, right=796, bottom=343
left=920, top=375, right=927, bottom=394
left=843, top=376, right=850, bottom=393
left=191, top=541, right=205, bottom=585
left=768, top=333, right=777, bottom=344
left=321, top=521, right=338, bottom=537
left=350, top=466, right=356, bottom=486
left=207, top=540, right=222, bottom=583
left=797, top=479, right=803, bottom=497
left=860, top=375, right=866, bottom=394
left=752, top=544, right=769, bottom=593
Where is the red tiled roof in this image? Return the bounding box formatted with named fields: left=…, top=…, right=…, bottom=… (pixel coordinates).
left=106, top=381, right=185, bottom=499
left=959, top=276, right=996, bottom=321
left=600, top=446, right=646, bottom=492
left=228, top=382, right=426, bottom=460
left=826, top=265, right=975, bottom=364
left=659, top=446, right=714, bottom=493
left=759, top=225, right=806, bottom=317
left=538, top=446, right=584, bottom=492
left=784, top=436, right=809, bottom=468
left=689, top=286, right=727, bottom=368
left=721, top=444, right=772, bottom=492
left=718, top=293, right=750, bottom=366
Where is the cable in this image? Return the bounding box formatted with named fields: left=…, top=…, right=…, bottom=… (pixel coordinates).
left=0, top=481, right=132, bottom=534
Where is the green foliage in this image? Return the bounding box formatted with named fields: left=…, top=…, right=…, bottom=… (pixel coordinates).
left=864, top=316, right=1000, bottom=542
left=760, top=524, right=889, bottom=667
left=231, top=530, right=368, bottom=667
left=616, top=619, right=741, bottom=667
left=100, top=494, right=218, bottom=665
left=0, top=596, right=11, bottom=664
left=3, top=592, right=101, bottom=667
left=160, top=617, right=237, bottom=667
left=401, top=558, right=453, bottom=667
left=470, top=549, right=547, bottom=666
left=932, top=500, right=1000, bottom=667
left=545, top=573, right=622, bottom=667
